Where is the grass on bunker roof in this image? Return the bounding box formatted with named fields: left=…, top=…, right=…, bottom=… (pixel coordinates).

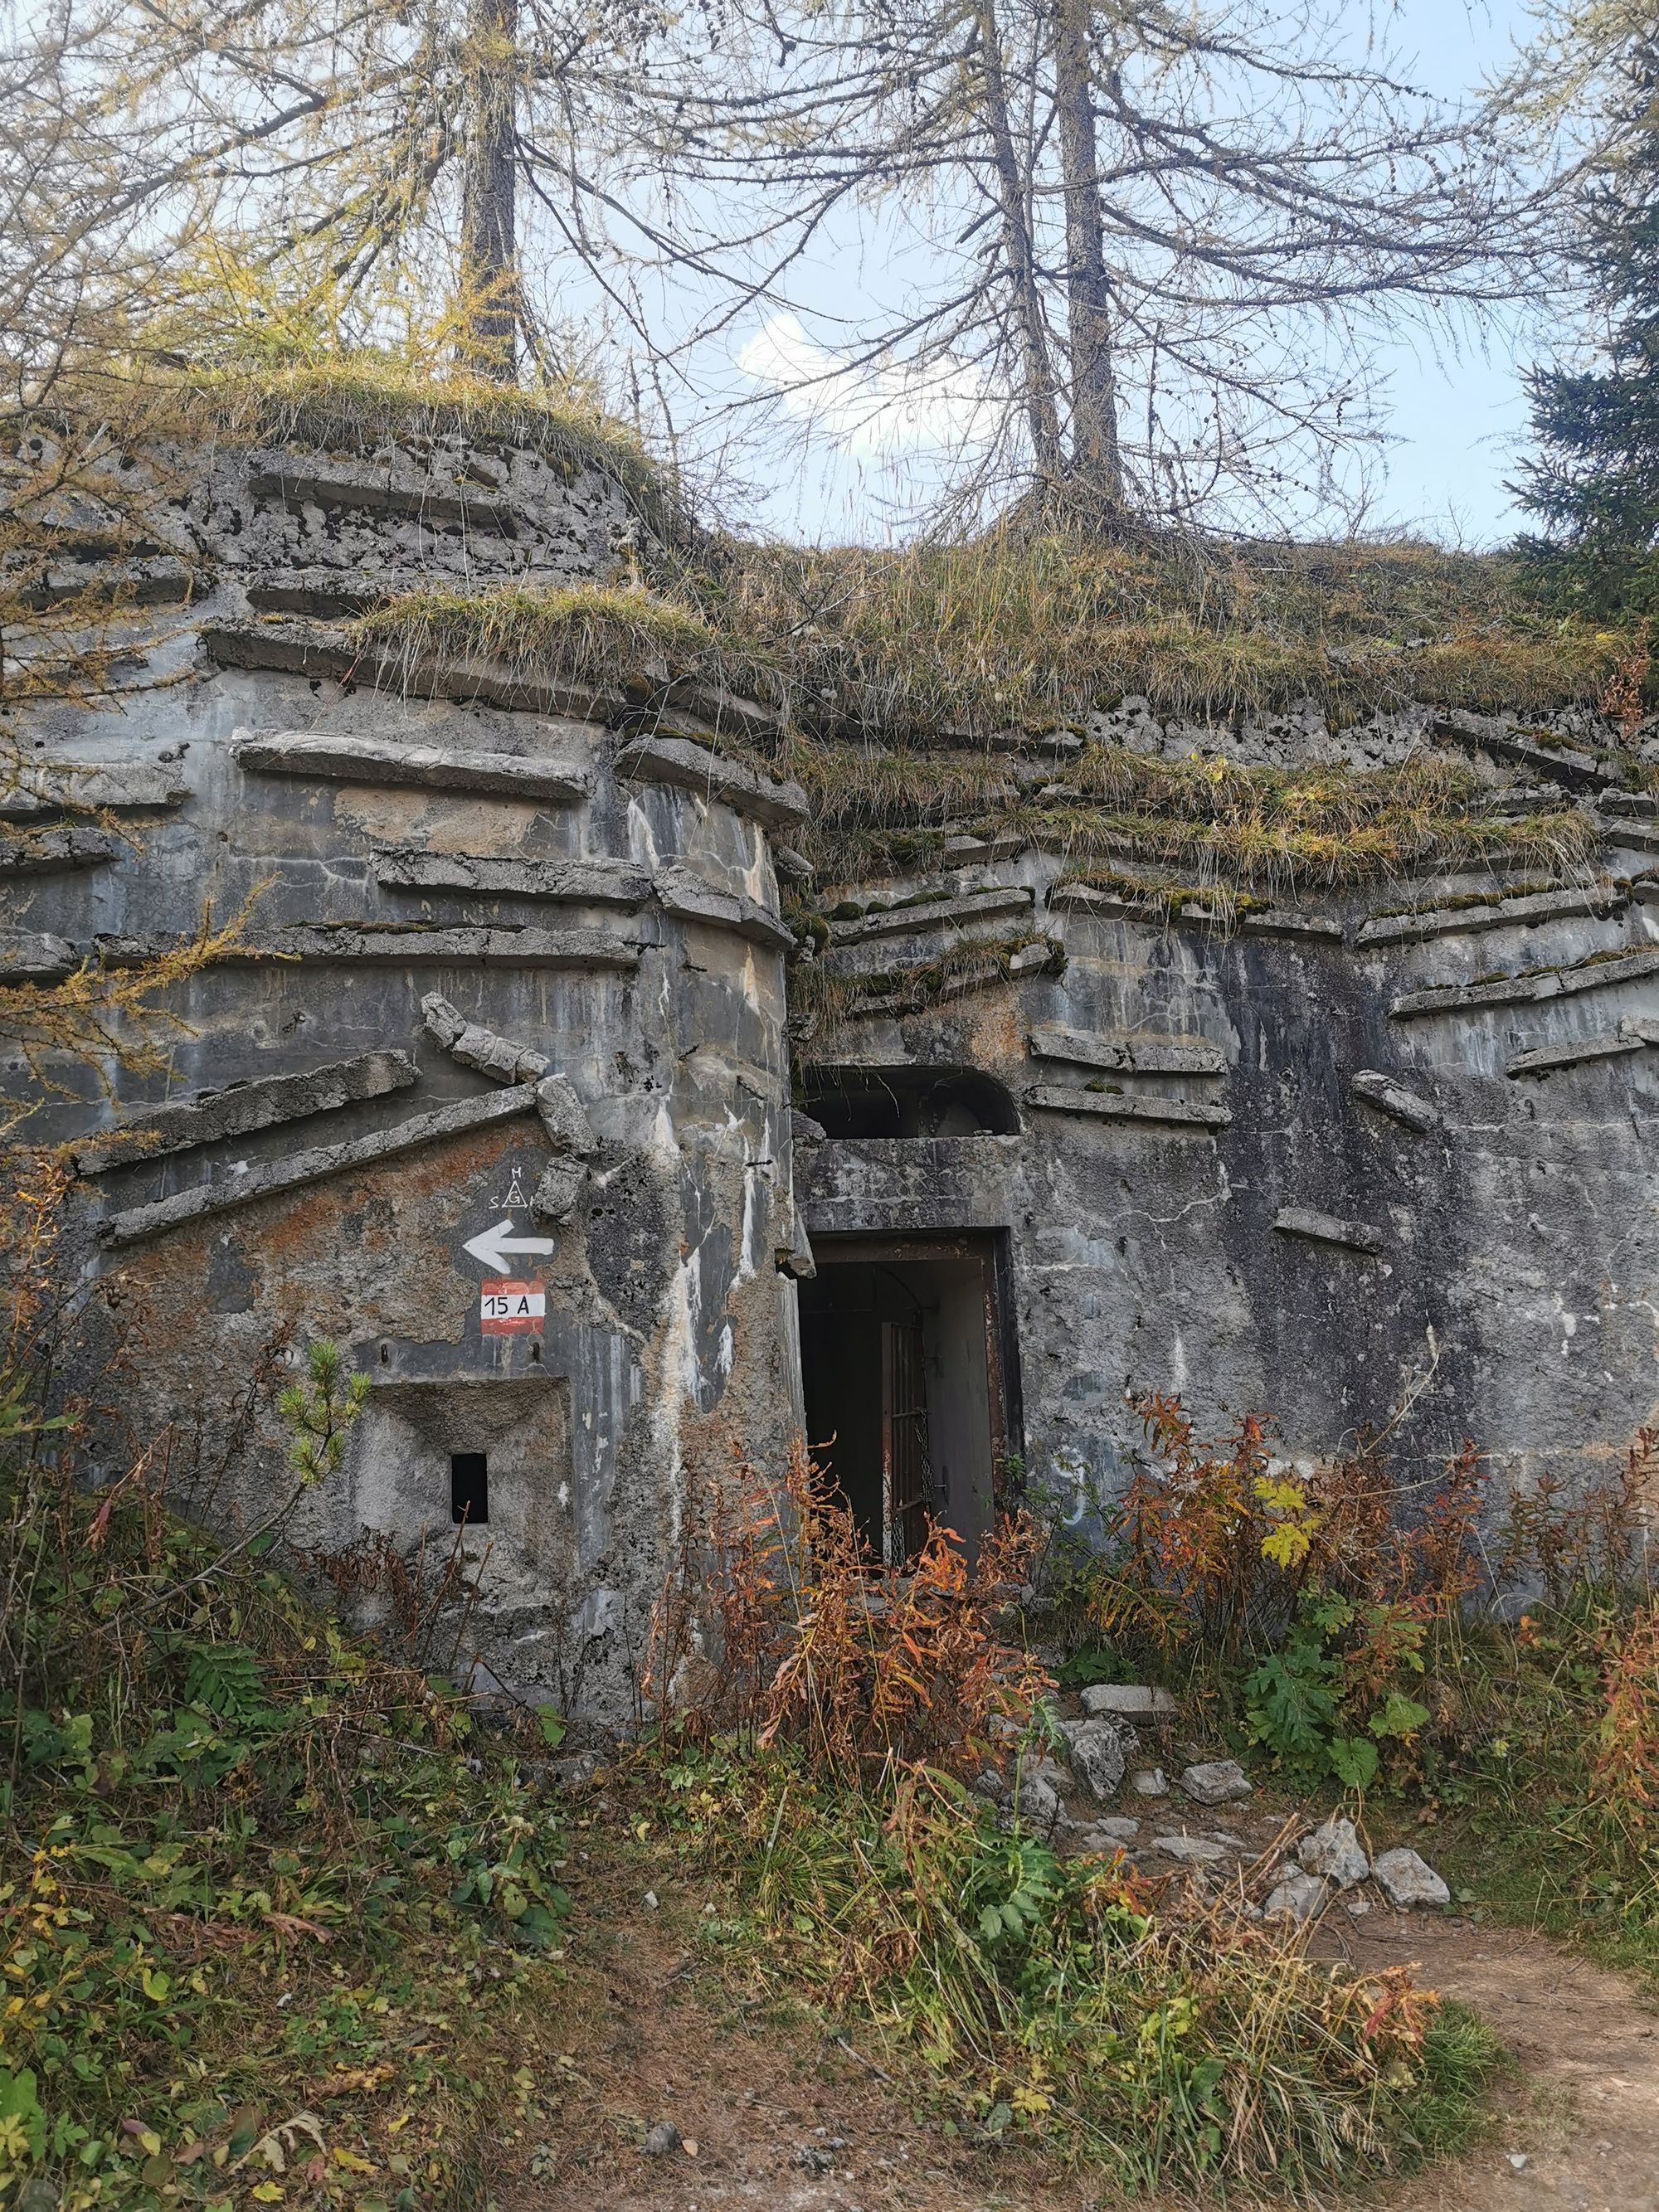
left=337, top=528, right=1642, bottom=901
left=341, top=530, right=1641, bottom=742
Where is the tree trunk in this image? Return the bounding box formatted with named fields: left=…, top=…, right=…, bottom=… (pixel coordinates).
left=460, top=0, right=519, bottom=382
left=975, top=0, right=1063, bottom=487
left=1052, top=0, right=1123, bottom=512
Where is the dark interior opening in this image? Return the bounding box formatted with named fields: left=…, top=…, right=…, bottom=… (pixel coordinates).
left=801, top=1062, right=1020, bottom=1140
left=450, top=1451, right=489, bottom=1526
left=797, top=1233, right=1017, bottom=1565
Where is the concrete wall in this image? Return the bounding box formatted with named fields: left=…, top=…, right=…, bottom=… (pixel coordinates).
left=797, top=839, right=1659, bottom=1530
left=6, top=425, right=803, bottom=1723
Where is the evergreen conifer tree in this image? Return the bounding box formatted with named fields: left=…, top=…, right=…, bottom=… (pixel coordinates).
left=1517, top=39, right=1659, bottom=611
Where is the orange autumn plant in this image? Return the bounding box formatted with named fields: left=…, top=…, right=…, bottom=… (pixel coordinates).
left=1087, top=1392, right=1488, bottom=1659
left=645, top=1437, right=1051, bottom=1778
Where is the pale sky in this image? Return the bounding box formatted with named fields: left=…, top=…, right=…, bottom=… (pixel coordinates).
left=721, top=0, right=1557, bottom=547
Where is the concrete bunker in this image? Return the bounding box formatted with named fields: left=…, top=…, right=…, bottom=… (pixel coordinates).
left=798, top=1232, right=1019, bottom=1564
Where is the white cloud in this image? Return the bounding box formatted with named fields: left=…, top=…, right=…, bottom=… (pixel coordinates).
left=734, top=311, right=995, bottom=457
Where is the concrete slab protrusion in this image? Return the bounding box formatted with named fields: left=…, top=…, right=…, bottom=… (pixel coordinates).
left=1506, top=1028, right=1653, bottom=1077
left=653, top=861, right=796, bottom=954
left=378, top=851, right=650, bottom=907
left=534, top=1074, right=597, bottom=1158
left=1390, top=944, right=1659, bottom=1020
left=827, top=886, right=1034, bottom=947
left=0, top=761, right=186, bottom=821
left=531, top=1156, right=586, bottom=1224
left=1080, top=1683, right=1179, bottom=1719
left=1433, top=709, right=1613, bottom=793
left=1350, top=1069, right=1438, bottom=1133
left=71, top=1049, right=420, bottom=1174
left=1028, top=1025, right=1225, bottom=1077
left=101, top=1083, right=543, bottom=1247
left=1355, top=884, right=1627, bottom=948
left=0, top=825, right=121, bottom=873
left=231, top=728, right=592, bottom=807
left=1272, top=1206, right=1384, bottom=1255
left=98, top=925, right=642, bottom=972
left=421, top=993, right=551, bottom=1085
left=1024, top=1084, right=1231, bottom=1131
left=614, top=732, right=810, bottom=833
left=0, top=931, right=76, bottom=980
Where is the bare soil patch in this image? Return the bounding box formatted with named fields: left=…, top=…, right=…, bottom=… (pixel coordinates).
left=504, top=1814, right=1659, bottom=2212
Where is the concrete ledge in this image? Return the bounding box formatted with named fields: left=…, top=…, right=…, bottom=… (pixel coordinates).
left=845, top=937, right=1058, bottom=1017
left=232, top=728, right=591, bottom=806
left=1024, top=1083, right=1231, bottom=1130
left=246, top=572, right=407, bottom=618
left=15, top=555, right=197, bottom=609
left=247, top=467, right=518, bottom=533
left=71, top=1049, right=418, bottom=1174
left=377, top=851, right=649, bottom=907
left=1238, top=911, right=1345, bottom=941
left=1507, top=1018, right=1659, bottom=1077
left=1391, top=945, right=1659, bottom=1020
left=95, top=924, right=642, bottom=971
left=102, top=1084, right=542, bottom=1247
left=0, top=931, right=76, bottom=980
left=829, top=887, right=1034, bottom=946
left=203, top=620, right=629, bottom=725
left=1350, top=1069, right=1438, bottom=1133
left=1048, top=882, right=1201, bottom=925
left=1435, top=711, right=1613, bottom=793
left=653, top=862, right=795, bottom=954
left=0, top=761, right=186, bottom=822
left=614, top=733, right=810, bottom=833
left=0, top=826, right=121, bottom=873
left=1592, top=813, right=1659, bottom=856
left=1273, top=1206, right=1383, bottom=1254
left=941, top=832, right=1024, bottom=863
left=1028, top=1024, right=1226, bottom=1077
left=1355, top=885, right=1627, bottom=948
left=1048, top=883, right=1340, bottom=939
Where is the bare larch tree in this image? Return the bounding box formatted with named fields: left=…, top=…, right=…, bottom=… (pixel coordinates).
left=664, top=0, right=1569, bottom=531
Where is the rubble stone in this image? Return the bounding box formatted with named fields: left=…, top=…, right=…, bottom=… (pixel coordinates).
left=1371, top=1848, right=1451, bottom=1908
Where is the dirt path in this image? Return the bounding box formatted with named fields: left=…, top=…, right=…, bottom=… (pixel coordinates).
left=1343, top=1913, right=1659, bottom=2212
left=503, top=1863, right=1659, bottom=2212
left=507, top=1856, right=1081, bottom=2212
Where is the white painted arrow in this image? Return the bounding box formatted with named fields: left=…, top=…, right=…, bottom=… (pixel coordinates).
left=463, top=1218, right=557, bottom=1272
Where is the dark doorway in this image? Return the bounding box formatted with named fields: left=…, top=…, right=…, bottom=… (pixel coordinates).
left=797, top=1233, right=1017, bottom=1565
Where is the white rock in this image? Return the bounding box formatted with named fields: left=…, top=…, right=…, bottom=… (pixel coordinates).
left=1297, top=1815, right=1370, bottom=1889
left=1013, top=1755, right=1068, bottom=1835
left=972, top=1767, right=1009, bottom=1806
left=1179, top=1759, right=1253, bottom=1806
left=1154, top=1834, right=1229, bottom=1864
left=1343, top=1896, right=1373, bottom=1918
left=1093, top=1816, right=1141, bottom=1840
left=1371, top=1847, right=1451, bottom=1908
left=1130, top=1767, right=1168, bottom=1796
left=1055, top=1716, right=1129, bottom=1802
left=1080, top=1683, right=1179, bottom=1719
left=1262, top=1869, right=1330, bottom=1923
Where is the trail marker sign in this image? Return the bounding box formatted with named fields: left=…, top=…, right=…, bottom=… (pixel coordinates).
left=480, top=1279, right=545, bottom=1335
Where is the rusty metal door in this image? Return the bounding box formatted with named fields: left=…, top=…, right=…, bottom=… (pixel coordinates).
left=881, top=1315, right=932, bottom=1566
